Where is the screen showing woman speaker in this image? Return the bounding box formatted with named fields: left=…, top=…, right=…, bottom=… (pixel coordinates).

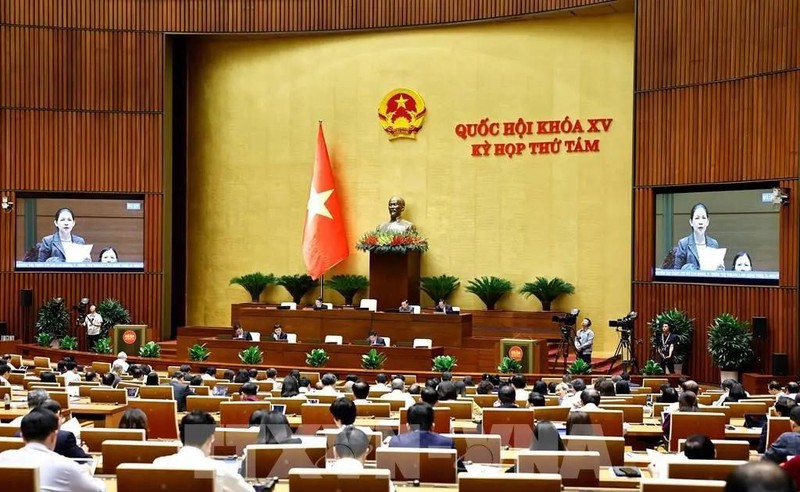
left=15, top=195, right=145, bottom=271
left=654, top=188, right=779, bottom=283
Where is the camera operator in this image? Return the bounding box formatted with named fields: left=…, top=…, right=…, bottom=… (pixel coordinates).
left=574, top=318, right=594, bottom=365
left=658, top=322, right=677, bottom=374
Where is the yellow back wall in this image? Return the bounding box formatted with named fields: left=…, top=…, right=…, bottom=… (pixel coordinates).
left=186, top=13, right=634, bottom=355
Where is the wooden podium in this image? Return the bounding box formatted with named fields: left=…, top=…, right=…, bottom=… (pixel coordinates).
left=499, top=338, right=549, bottom=373
left=369, top=251, right=421, bottom=311
left=111, top=324, right=147, bottom=355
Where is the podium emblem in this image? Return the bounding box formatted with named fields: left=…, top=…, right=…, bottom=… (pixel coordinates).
left=122, top=330, right=137, bottom=344
left=508, top=345, right=524, bottom=362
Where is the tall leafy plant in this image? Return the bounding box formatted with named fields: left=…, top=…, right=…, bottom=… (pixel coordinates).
left=239, top=346, right=264, bottom=365
left=93, top=337, right=113, bottom=354
left=139, top=341, right=161, bottom=358
left=277, top=274, right=317, bottom=304
left=641, top=359, right=663, bottom=376
left=60, top=335, right=78, bottom=350
left=707, top=313, right=754, bottom=371
left=420, top=275, right=460, bottom=305
left=432, top=355, right=458, bottom=372
left=465, top=276, right=513, bottom=310
left=97, top=298, right=132, bottom=338
left=648, top=308, right=695, bottom=365
left=324, top=275, right=369, bottom=306
left=519, top=277, right=576, bottom=311
left=361, top=349, right=387, bottom=370
left=567, top=359, right=592, bottom=375
left=188, top=344, right=211, bottom=361
left=497, top=356, right=522, bottom=374
left=305, top=348, right=329, bottom=368
left=229, top=272, right=276, bottom=302
left=35, top=297, right=69, bottom=340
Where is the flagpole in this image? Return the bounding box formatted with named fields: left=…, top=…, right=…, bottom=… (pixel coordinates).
left=319, top=275, right=324, bottom=300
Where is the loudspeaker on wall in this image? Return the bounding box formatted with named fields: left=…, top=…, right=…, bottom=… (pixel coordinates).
left=773, top=353, right=789, bottom=376
left=752, top=316, right=768, bottom=338
left=19, top=289, right=32, bottom=308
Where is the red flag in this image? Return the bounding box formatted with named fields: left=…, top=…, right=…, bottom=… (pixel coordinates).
left=302, top=123, right=349, bottom=279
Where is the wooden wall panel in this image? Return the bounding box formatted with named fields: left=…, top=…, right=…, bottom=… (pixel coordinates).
left=636, top=0, right=800, bottom=91
left=635, top=72, right=800, bottom=186
left=1, top=0, right=617, bottom=32
left=1, top=27, right=163, bottom=111
left=633, top=283, right=797, bottom=383
left=0, top=273, right=162, bottom=343
left=1, top=111, right=162, bottom=192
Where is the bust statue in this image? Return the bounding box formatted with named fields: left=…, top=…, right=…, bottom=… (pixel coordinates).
left=378, top=196, right=415, bottom=233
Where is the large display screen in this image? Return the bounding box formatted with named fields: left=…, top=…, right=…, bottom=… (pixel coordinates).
left=15, top=196, right=144, bottom=270
left=654, top=188, right=779, bottom=283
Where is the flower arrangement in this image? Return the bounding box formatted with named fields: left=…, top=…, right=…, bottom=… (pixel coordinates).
left=356, top=229, right=429, bottom=254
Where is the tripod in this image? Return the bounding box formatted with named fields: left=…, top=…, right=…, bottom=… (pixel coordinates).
left=610, top=329, right=639, bottom=374
left=551, top=326, right=574, bottom=373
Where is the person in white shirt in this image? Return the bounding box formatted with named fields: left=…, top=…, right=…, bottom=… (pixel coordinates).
left=314, top=373, right=343, bottom=396
left=330, top=398, right=372, bottom=435
left=84, top=304, right=103, bottom=352
left=0, top=407, right=105, bottom=492
left=649, top=433, right=716, bottom=478
left=379, top=379, right=416, bottom=409
left=0, top=364, right=11, bottom=386
left=153, top=410, right=254, bottom=492
left=373, top=374, right=391, bottom=392
left=351, top=381, right=371, bottom=404
left=510, top=374, right=529, bottom=401
left=574, top=388, right=602, bottom=412
left=113, top=352, right=129, bottom=373
left=63, top=361, right=82, bottom=385
left=555, top=383, right=573, bottom=407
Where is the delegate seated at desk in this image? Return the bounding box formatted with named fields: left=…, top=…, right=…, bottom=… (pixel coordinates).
left=312, top=298, right=329, bottom=310
left=398, top=300, right=413, bottom=313
left=233, top=325, right=253, bottom=341
left=272, top=323, right=288, bottom=341
left=434, top=299, right=455, bottom=314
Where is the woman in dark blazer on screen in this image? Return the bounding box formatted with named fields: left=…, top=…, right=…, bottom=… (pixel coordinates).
left=37, top=207, right=88, bottom=262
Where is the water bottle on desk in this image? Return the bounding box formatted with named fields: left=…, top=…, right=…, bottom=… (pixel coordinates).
left=3, top=393, right=10, bottom=410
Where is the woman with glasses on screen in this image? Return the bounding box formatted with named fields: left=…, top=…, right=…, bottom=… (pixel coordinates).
left=37, top=207, right=89, bottom=263
left=673, top=203, right=723, bottom=270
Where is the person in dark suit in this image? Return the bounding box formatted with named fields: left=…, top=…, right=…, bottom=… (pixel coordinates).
left=272, top=323, right=288, bottom=341
left=169, top=372, right=193, bottom=412
left=313, top=298, right=329, bottom=310
left=434, top=298, right=455, bottom=314
left=398, top=300, right=413, bottom=313
left=673, top=203, right=722, bottom=270
left=31, top=399, right=91, bottom=459
left=368, top=330, right=386, bottom=347
left=233, top=325, right=253, bottom=341
left=388, top=403, right=454, bottom=449
left=37, top=208, right=89, bottom=263
left=493, top=385, right=519, bottom=408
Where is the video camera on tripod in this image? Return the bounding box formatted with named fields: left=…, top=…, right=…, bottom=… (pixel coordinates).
left=553, top=308, right=580, bottom=338
left=609, top=311, right=637, bottom=339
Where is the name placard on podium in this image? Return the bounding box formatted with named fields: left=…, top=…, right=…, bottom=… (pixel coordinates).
left=112, top=324, right=147, bottom=355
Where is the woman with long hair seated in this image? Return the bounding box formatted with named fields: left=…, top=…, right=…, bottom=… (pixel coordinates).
left=119, top=407, right=149, bottom=439
left=662, top=391, right=698, bottom=437
left=240, top=410, right=301, bottom=476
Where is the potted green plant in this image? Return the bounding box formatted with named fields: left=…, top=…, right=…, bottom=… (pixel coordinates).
left=465, top=276, right=513, bottom=310
left=229, top=272, right=276, bottom=303
left=97, top=298, right=132, bottom=338
left=35, top=297, right=69, bottom=344
left=420, top=275, right=460, bottom=305
left=648, top=308, right=694, bottom=373
left=277, top=274, right=317, bottom=304
left=188, top=343, right=211, bottom=361
left=35, top=332, right=52, bottom=348
left=93, top=337, right=113, bottom=354
left=567, top=359, right=592, bottom=375
left=305, top=348, right=329, bottom=368
left=59, top=335, right=78, bottom=351
left=361, top=349, right=387, bottom=370
left=519, top=277, right=575, bottom=311
left=707, top=313, right=754, bottom=383
left=497, top=356, right=522, bottom=374
left=432, top=355, right=457, bottom=372
left=139, top=341, right=162, bottom=358
left=641, top=359, right=664, bottom=376
left=324, top=275, right=369, bottom=306
left=239, top=346, right=264, bottom=365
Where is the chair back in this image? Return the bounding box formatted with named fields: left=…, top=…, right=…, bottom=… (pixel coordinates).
left=264, top=397, right=306, bottom=415
left=186, top=395, right=231, bottom=413
left=516, top=450, right=600, bottom=487
left=355, top=402, right=391, bottom=417
left=669, top=412, right=726, bottom=451
left=399, top=406, right=452, bottom=434
left=324, top=335, right=343, bottom=345
left=286, top=333, right=298, bottom=343
left=33, top=357, right=51, bottom=368
left=410, top=305, right=422, bottom=314
left=299, top=403, right=336, bottom=435
left=192, top=386, right=210, bottom=396
left=697, top=405, right=731, bottom=420
left=47, top=391, right=70, bottom=410
left=213, top=427, right=259, bottom=455
left=666, top=459, right=748, bottom=480
left=443, top=433, right=502, bottom=464
left=470, top=395, right=498, bottom=408
left=132, top=399, right=179, bottom=439
left=92, top=361, right=111, bottom=374
left=139, top=384, right=175, bottom=400
left=372, top=397, right=407, bottom=411
left=116, top=464, right=216, bottom=492
left=288, top=468, right=391, bottom=492
left=0, top=464, right=38, bottom=491
left=726, top=401, right=769, bottom=419
left=102, top=440, right=181, bottom=473
left=481, top=408, right=534, bottom=448
left=697, top=394, right=716, bottom=406
left=532, top=406, right=570, bottom=422
left=412, top=338, right=432, bottom=348
left=243, top=444, right=326, bottom=478
left=600, top=404, right=643, bottom=423
left=586, top=409, right=624, bottom=436
left=642, top=378, right=669, bottom=392
left=219, top=401, right=272, bottom=427
left=280, top=302, right=297, bottom=310
left=376, top=448, right=457, bottom=483
left=90, top=387, right=128, bottom=404
left=0, top=386, right=11, bottom=400
left=562, top=435, right=625, bottom=466
left=0, top=423, right=20, bottom=437
left=360, top=299, right=378, bottom=312
left=81, top=428, right=146, bottom=452
left=299, top=372, right=321, bottom=385
left=10, top=355, right=23, bottom=368
left=767, top=416, right=792, bottom=446
left=678, top=439, right=750, bottom=461
left=640, top=478, right=726, bottom=492
left=457, top=473, right=561, bottom=492
left=436, top=400, right=472, bottom=419
left=0, top=437, right=25, bottom=453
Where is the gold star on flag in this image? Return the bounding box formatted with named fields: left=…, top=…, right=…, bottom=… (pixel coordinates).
left=307, top=186, right=334, bottom=219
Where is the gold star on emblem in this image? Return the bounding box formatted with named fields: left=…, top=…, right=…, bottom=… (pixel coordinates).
left=307, top=186, right=334, bottom=219
left=394, top=95, right=408, bottom=109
